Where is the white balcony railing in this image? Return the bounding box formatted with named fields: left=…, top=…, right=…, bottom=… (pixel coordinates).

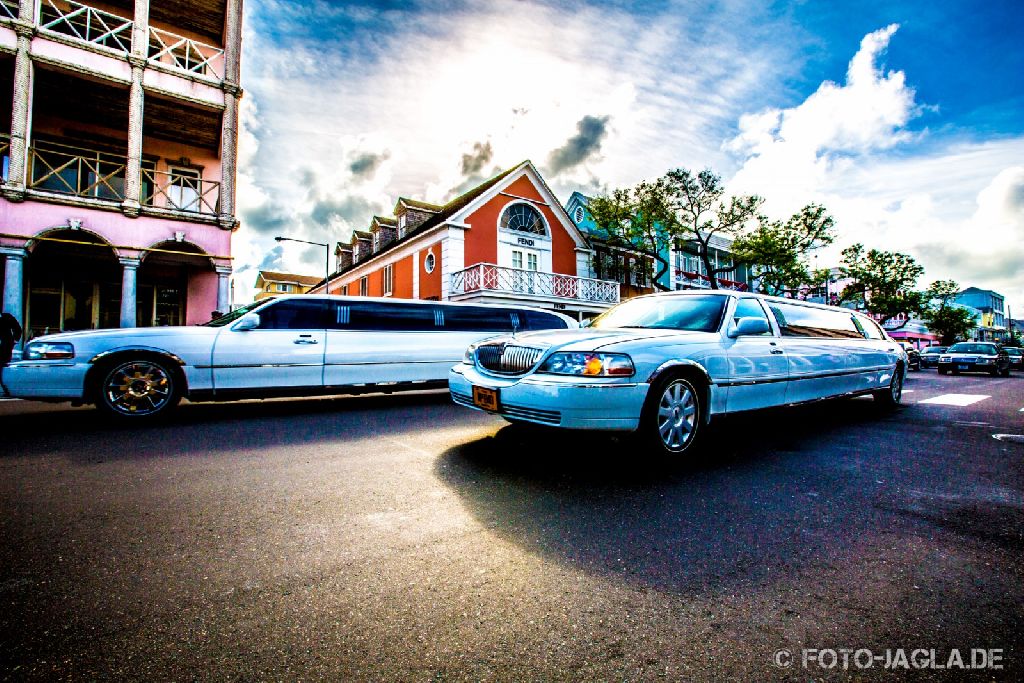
left=142, top=168, right=220, bottom=216
left=451, top=263, right=620, bottom=305
left=39, top=0, right=133, bottom=53
left=148, top=25, right=225, bottom=80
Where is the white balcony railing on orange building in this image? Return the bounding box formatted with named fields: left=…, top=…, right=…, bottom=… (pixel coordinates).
left=148, top=26, right=225, bottom=81
left=141, top=168, right=220, bottom=215
left=451, top=263, right=620, bottom=305
left=39, top=0, right=133, bottom=53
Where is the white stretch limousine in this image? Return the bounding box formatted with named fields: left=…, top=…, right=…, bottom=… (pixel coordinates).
left=450, top=291, right=908, bottom=456
left=2, top=296, right=574, bottom=419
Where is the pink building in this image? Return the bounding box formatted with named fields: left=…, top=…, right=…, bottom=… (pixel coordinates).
left=0, top=0, right=242, bottom=340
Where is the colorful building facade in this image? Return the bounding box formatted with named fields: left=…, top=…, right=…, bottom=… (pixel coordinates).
left=254, top=270, right=323, bottom=301
left=0, top=0, right=243, bottom=340
left=315, top=161, right=619, bottom=320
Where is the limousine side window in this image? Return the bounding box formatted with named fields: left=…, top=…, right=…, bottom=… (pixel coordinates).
left=256, top=299, right=328, bottom=330
left=329, top=301, right=437, bottom=331
left=442, top=306, right=515, bottom=332
left=768, top=302, right=863, bottom=339
left=523, top=310, right=569, bottom=331
left=851, top=315, right=884, bottom=340
left=732, top=298, right=773, bottom=335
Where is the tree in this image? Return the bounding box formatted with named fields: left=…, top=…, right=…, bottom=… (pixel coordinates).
left=587, top=179, right=676, bottom=291
left=663, top=168, right=762, bottom=289
left=919, top=279, right=977, bottom=345
left=837, top=244, right=925, bottom=324
left=731, top=203, right=836, bottom=296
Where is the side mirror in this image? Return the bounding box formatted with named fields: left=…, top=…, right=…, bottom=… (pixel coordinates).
left=728, top=316, right=771, bottom=338
left=233, top=313, right=260, bottom=331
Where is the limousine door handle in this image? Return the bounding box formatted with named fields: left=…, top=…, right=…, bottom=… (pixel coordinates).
left=769, top=342, right=784, bottom=355
left=293, top=336, right=319, bottom=345
left=769, top=348, right=784, bottom=355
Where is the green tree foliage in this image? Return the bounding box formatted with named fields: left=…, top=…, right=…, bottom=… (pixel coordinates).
left=731, top=204, right=836, bottom=296
left=587, top=179, right=675, bottom=291
left=663, top=169, right=762, bottom=289
left=838, top=244, right=925, bottom=324
left=919, top=279, right=978, bottom=345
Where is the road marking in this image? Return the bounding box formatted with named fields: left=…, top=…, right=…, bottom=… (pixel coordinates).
left=918, top=394, right=991, bottom=407
left=993, top=434, right=1024, bottom=444
left=903, top=389, right=915, bottom=393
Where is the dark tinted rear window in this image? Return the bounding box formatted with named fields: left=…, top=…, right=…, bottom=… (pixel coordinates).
left=768, top=302, right=864, bottom=339
left=442, top=306, right=515, bottom=332
left=523, top=310, right=568, bottom=330
left=329, top=301, right=438, bottom=331
left=256, top=300, right=327, bottom=330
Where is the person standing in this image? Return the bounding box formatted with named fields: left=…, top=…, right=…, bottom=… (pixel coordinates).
left=0, top=311, right=23, bottom=395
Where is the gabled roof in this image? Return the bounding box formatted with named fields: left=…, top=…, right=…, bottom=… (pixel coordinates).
left=394, top=197, right=442, bottom=214
left=352, top=230, right=373, bottom=241
left=371, top=215, right=398, bottom=227
left=257, top=270, right=324, bottom=287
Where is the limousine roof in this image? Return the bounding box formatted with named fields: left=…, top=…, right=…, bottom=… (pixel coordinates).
left=635, top=289, right=874, bottom=315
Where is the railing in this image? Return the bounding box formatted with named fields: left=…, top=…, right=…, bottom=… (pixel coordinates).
left=39, top=0, right=133, bottom=53
left=0, top=133, right=10, bottom=182
left=451, top=263, right=620, bottom=304
left=149, top=26, right=224, bottom=80
left=141, top=168, right=220, bottom=215
left=675, top=269, right=748, bottom=292
left=1, top=0, right=18, bottom=20
left=29, top=142, right=127, bottom=200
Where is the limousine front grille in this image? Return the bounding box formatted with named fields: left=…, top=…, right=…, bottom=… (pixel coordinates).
left=476, top=344, right=544, bottom=375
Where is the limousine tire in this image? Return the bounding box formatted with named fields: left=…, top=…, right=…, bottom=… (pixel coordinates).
left=640, top=374, right=704, bottom=457
left=872, top=364, right=904, bottom=409
left=95, top=357, right=182, bottom=420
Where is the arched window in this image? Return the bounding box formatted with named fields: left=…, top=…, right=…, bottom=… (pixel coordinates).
left=574, top=206, right=584, bottom=224
left=500, top=203, right=546, bottom=236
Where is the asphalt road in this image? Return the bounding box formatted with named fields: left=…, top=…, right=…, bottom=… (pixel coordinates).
left=1, top=371, right=1022, bottom=681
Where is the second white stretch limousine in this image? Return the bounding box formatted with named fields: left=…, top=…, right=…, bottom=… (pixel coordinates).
left=2, top=296, right=574, bottom=419
left=450, top=291, right=908, bottom=457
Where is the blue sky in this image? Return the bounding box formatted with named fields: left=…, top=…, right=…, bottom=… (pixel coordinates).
left=234, top=0, right=1024, bottom=314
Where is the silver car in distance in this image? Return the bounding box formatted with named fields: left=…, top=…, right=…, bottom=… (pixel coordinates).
left=2, top=296, right=574, bottom=420
left=449, top=291, right=908, bottom=457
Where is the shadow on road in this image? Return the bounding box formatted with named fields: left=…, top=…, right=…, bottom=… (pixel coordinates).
left=0, top=390, right=472, bottom=461
left=434, top=397, right=1001, bottom=593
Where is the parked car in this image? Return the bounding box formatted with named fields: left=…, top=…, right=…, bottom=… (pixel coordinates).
left=1003, top=346, right=1023, bottom=370
left=450, top=291, right=907, bottom=457
left=2, top=296, right=575, bottom=419
left=937, top=342, right=1011, bottom=376
left=898, top=342, right=921, bottom=370
left=919, top=346, right=946, bottom=369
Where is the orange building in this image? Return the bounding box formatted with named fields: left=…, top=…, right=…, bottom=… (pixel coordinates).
left=315, top=161, right=619, bottom=320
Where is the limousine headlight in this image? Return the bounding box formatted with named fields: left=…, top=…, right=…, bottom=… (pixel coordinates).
left=538, top=352, right=634, bottom=377
left=976, top=357, right=994, bottom=364
left=939, top=356, right=951, bottom=363
left=24, top=341, right=75, bottom=360
left=463, top=343, right=478, bottom=364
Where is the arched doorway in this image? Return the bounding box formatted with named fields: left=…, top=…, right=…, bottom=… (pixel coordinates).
left=25, top=229, right=122, bottom=338
left=138, top=241, right=215, bottom=327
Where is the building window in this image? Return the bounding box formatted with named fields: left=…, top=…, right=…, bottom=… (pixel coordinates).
left=398, top=214, right=407, bottom=237
left=527, top=253, right=538, bottom=271
left=166, top=167, right=202, bottom=212
left=278, top=283, right=293, bottom=293
left=424, top=252, right=436, bottom=273
left=382, top=264, right=393, bottom=295
left=574, top=206, right=584, bottom=223
left=341, top=284, right=349, bottom=295
left=373, top=232, right=380, bottom=252
left=512, top=250, right=523, bottom=269
left=500, top=203, right=546, bottom=236
left=359, top=277, right=368, bottom=296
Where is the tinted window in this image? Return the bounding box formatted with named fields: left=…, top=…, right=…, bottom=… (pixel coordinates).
left=732, top=298, right=772, bottom=335
left=256, top=300, right=327, bottom=330
left=442, top=306, right=515, bottom=332
left=768, top=302, right=863, bottom=339
left=329, top=301, right=438, bottom=331
left=591, top=295, right=726, bottom=332
left=523, top=310, right=568, bottom=330
left=948, top=343, right=997, bottom=355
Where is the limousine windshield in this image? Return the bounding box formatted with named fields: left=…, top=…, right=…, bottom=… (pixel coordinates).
left=590, top=295, right=727, bottom=332
left=205, top=299, right=272, bottom=327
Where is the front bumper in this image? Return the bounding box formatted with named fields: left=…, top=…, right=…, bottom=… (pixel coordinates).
left=1, top=361, right=88, bottom=399
left=937, top=360, right=997, bottom=373
left=449, top=363, right=650, bottom=431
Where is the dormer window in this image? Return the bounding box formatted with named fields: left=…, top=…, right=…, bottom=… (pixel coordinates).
left=500, top=203, right=546, bottom=236
left=574, top=206, right=584, bottom=223
left=373, top=232, right=380, bottom=251
left=398, top=213, right=407, bottom=237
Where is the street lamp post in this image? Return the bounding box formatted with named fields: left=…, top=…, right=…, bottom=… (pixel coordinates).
left=274, top=236, right=331, bottom=292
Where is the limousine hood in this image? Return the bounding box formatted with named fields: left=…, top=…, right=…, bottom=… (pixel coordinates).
left=510, top=327, right=715, bottom=352
left=27, top=326, right=220, bottom=345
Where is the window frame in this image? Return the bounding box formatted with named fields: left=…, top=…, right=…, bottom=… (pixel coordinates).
left=382, top=264, right=394, bottom=296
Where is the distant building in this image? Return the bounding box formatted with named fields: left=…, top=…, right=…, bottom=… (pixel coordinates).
left=564, top=191, right=750, bottom=297
left=0, top=0, right=244, bottom=338
left=954, top=287, right=1007, bottom=341
left=254, top=271, right=324, bottom=301
left=314, top=161, right=618, bottom=320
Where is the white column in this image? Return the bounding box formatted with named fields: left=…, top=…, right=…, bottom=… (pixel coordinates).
left=412, top=250, right=420, bottom=299
left=215, top=267, right=231, bottom=313
left=441, top=227, right=466, bottom=301
left=119, top=257, right=140, bottom=327
left=2, top=248, right=27, bottom=323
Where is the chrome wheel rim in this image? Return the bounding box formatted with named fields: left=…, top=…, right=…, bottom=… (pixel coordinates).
left=891, top=368, right=903, bottom=403
left=656, top=380, right=697, bottom=451
left=104, top=361, right=172, bottom=416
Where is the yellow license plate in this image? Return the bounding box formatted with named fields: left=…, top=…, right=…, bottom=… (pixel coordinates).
left=472, top=386, right=499, bottom=411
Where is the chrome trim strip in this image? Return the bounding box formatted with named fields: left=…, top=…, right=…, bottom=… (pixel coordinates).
left=89, top=347, right=186, bottom=365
